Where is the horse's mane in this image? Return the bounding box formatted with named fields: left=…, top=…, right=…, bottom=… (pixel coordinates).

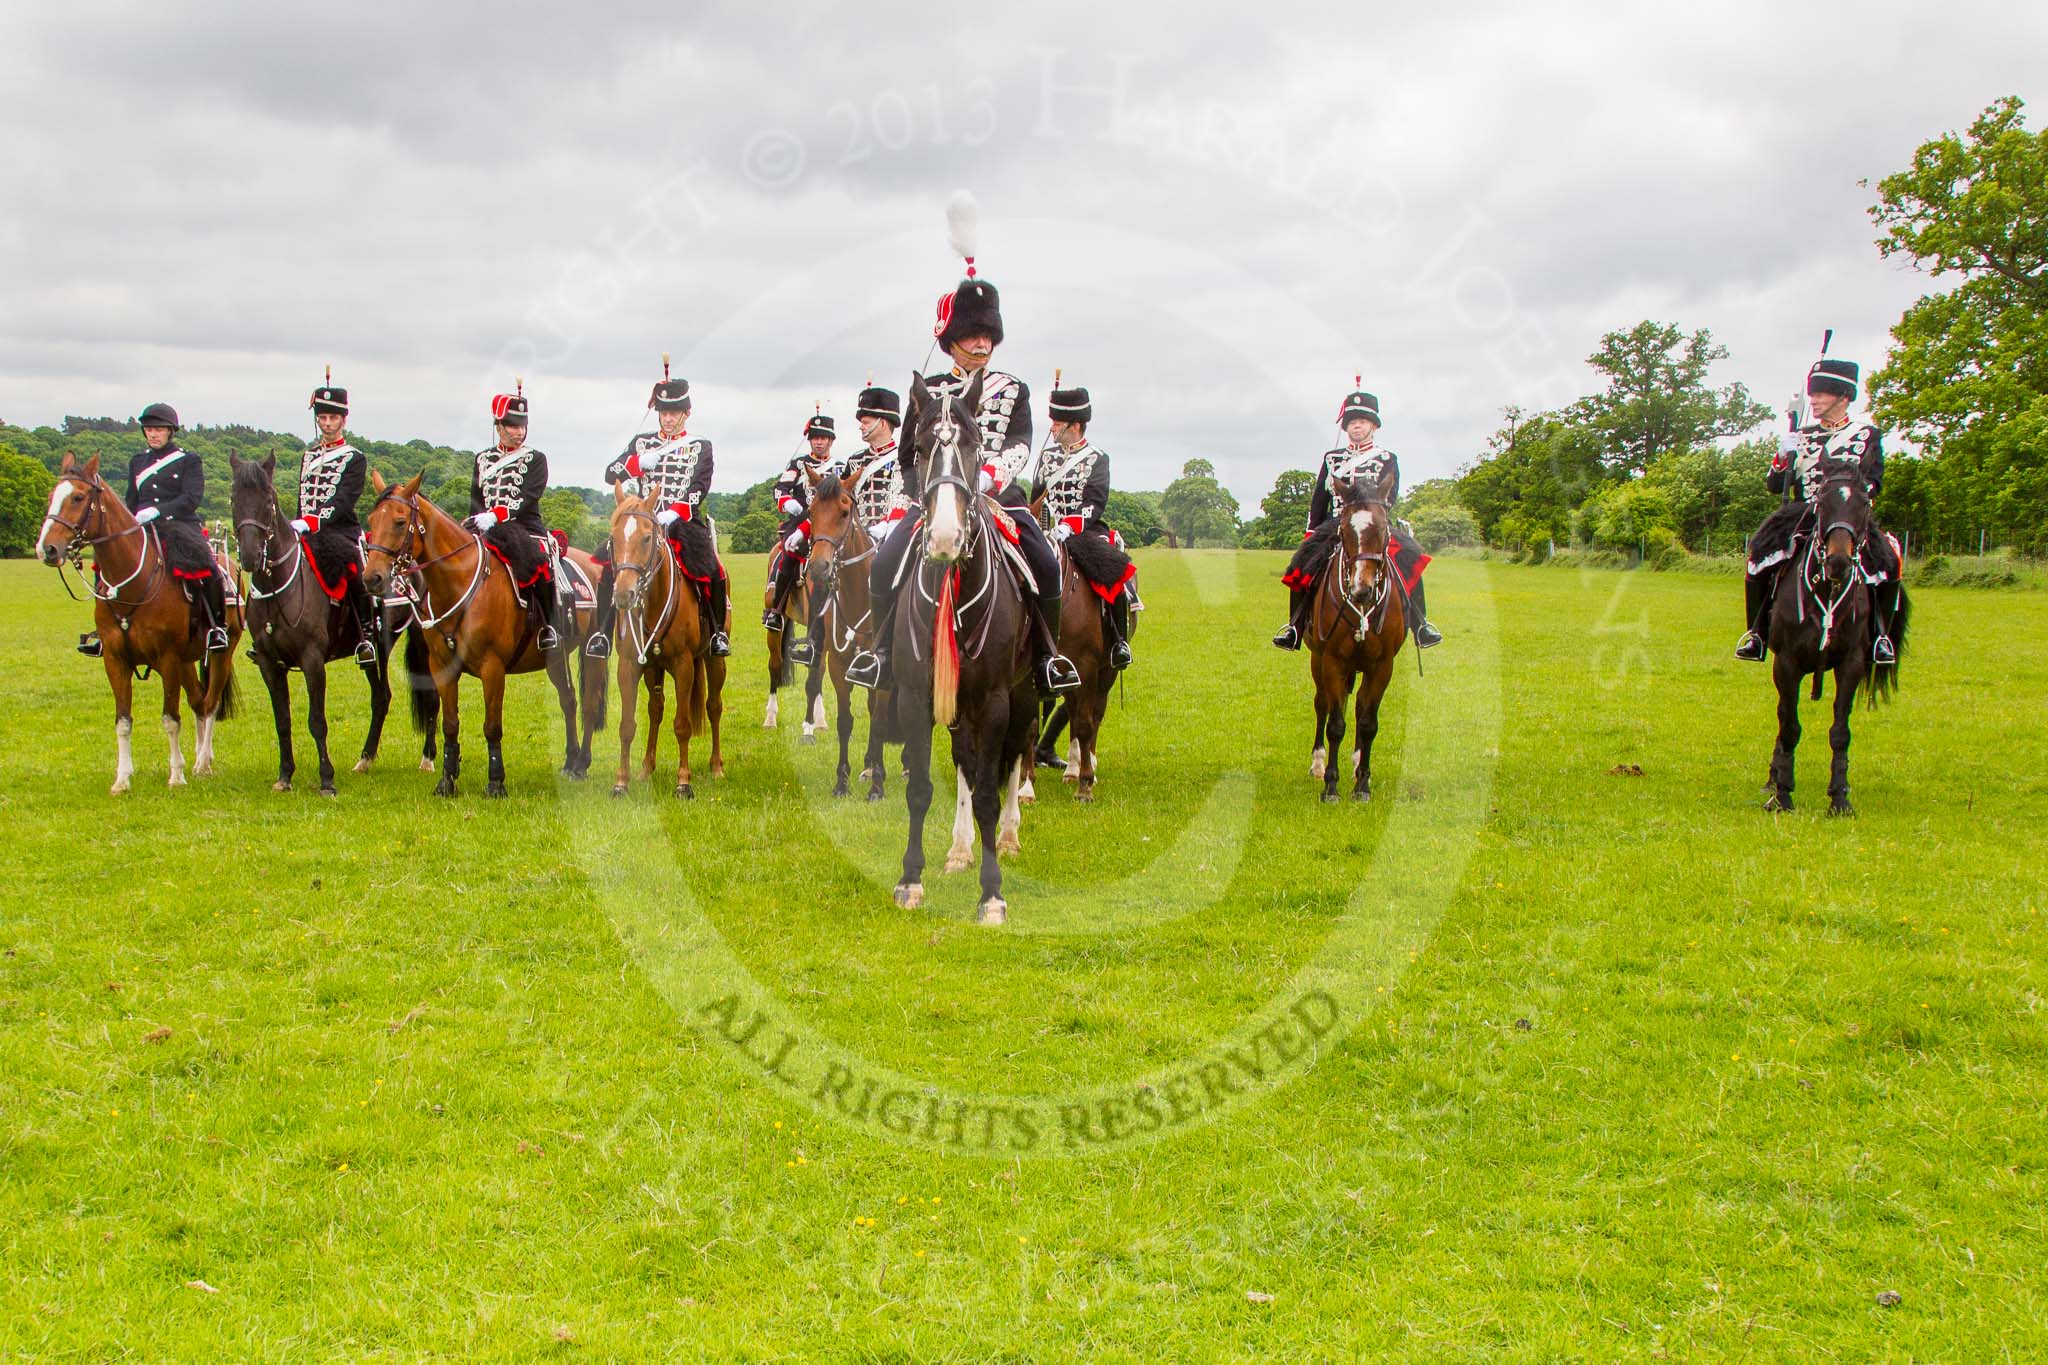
left=232, top=459, right=275, bottom=494
left=816, top=469, right=844, bottom=501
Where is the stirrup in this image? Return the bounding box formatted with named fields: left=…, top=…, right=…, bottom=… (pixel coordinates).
left=787, top=636, right=817, bottom=666
left=354, top=637, right=379, bottom=664
left=1043, top=654, right=1082, bottom=693
left=204, top=626, right=229, bottom=652
left=1110, top=640, right=1133, bottom=670
left=1873, top=635, right=1896, bottom=664
left=77, top=633, right=102, bottom=658
left=1733, top=630, right=1767, bottom=662
left=761, top=608, right=786, bottom=632
left=709, top=630, right=732, bottom=658
left=846, top=651, right=883, bottom=690
left=1414, top=620, right=1443, bottom=649
left=538, top=625, right=562, bottom=651
left=1272, top=623, right=1302, bottom=651
left=584, top=631, right=611, bottom=659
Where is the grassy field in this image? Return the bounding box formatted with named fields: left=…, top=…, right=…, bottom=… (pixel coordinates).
left=2, top=550, right=2043, bottom=1361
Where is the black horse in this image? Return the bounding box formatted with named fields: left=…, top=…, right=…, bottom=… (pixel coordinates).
left=1762, top=461, right=1909, bottom=815
left=230, top=453, right=401, bottom=795
left=888, top=372, right=1036, bottom=925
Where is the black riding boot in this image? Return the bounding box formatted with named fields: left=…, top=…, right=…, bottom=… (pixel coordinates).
left=1107, top=594, right=1132, bottom=670
left=200, top=575, right=229, bottom=653
left=1735, top=571, right=1770, bottom=661
left=346, top=575, right=379, bottom=663
left=1272, top=588, right=1309, bottom=650
left=585, top=566, right=614, bottom=659
left=1038, top=592, right=1081, bottom=693
left=537, top=586, right=566, bottom=652
left=78, top=631, right=102, bottom=657
left=848, top=533, right=908, bottom=691
left=762, top=549, right=802, bottom=632
left=705, top=570, right=732, bottom=657
left=1407, top=575, right=1442, bottom=648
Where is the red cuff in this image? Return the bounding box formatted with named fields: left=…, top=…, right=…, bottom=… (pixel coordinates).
left=798, top=518, right=811, bottom=536
left=625, top=453, right=643, bottom=479
left=492, top=507, right=510, bottom=522
left=1301, top=529, right=1314, bottom=541
left=887, top=508, right=907, bottom=521
left=981, top=463, right=998, bottom=479
left=671, top=502, right=691, bottom=522
left=303, top=516, right=321, bottom=533
left=1059, top=515, right=1083, bottom=535
left=1770, top=455, right=1789, bottom=472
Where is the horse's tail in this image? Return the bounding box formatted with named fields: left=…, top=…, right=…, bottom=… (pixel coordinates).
left=932, top=570, right=959, bottom=728
left=212, top=658, right=239, bottom=722
left=582, top=651, right=609, bottom=734
left=1867, top=585, right=1909, bottom=706
left=403, top=624, right=438, bottom=734
left=691, top=655, right=709, bottom=731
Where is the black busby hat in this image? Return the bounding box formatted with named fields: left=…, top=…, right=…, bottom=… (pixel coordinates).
left=856, top=385, right=901, bottom=424
left=310, top=364, right=348, bottom=416
left=137, top=401, right=181, bottom=430
left=933, top=190, right=1003, bottom=349
left=1806, top=357, right=1859, bottom=402
left=804, top=413, right=836, bottom=440
left=1337, top=383, right=1381, bottom=427
left=650, top=378, right=692, bottom=414
left=491, top=382, right=530, bottom=426
left=1048, top=386, right=1092, bottom=425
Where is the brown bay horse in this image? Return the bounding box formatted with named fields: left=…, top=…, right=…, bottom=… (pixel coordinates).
left=229, top=453, right=394, bottom=795
left=1019, top=494, right=1121, bottom=805
left=360, top=471, right=605, bottom=798
left=762, top=557, right=825, bottom=740
left=1306, top=471, right=1406, bottom=803
left=1761, top=462, right=1908, bottom=815
left=890, top=373, right=1035, bottom=925
left=37, top=453, right=241, bottom=793
left=802, top=467, right=893, bottom=800
left=606, top=488, right=727, bottom=798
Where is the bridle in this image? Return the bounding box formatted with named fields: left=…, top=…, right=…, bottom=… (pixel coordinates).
left=805, top=492, right=877, bottom=655
left=1320, top=486, right=1392, bottom=643
left=609, top=501, right=679, bottom=664
left=364, top=486, right=488, bottom=631
left=235, top=489, right=309, bottom=624
left=905, top=394, right=1000, bottom=666
left=1795, top=465, right=1870, bottom=653
left=43, top=472, right=165, bottom=611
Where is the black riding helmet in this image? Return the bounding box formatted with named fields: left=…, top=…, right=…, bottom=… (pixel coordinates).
left=138, top=401, right=181, bottom=429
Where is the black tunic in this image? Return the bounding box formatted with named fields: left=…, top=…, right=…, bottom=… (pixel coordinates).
left=126, top=443, right=214, bottom=578
left=470, top=445, right=551, bottom=587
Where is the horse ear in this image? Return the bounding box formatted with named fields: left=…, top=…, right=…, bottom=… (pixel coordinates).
left=402, top=472, right=423, bottom=497
left=370, top=468, right=387, bottom=493
left=60, top=451, right=76, bottom=472
left=804, top=464, right=819, bottom=490
left=263, top=451, right=276, bottom=477
left=83, top=453, right=99, bottom=477
left=964, top=369, right=985, bottom=412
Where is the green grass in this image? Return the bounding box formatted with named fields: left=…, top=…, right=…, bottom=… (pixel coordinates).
left=2, top=551, right=2043, bottom=1360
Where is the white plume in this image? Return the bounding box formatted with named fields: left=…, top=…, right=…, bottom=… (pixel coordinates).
left=945, top=189, right=979, bottom=261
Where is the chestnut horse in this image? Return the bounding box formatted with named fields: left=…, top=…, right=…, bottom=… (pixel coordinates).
left=37, top=452, right=240, bottom=793
left=1761, top=461, right=1908, bottom=815
left=801, top=467, right=893, bottom=800
left=359, top=471, right=605, bottom=798
left=1305, top=471, right=1406, bottom=803
left=606, top=488, right=727, bottom=798
left=890, top=373, right=1035, bottom=925
left=229, top=453, right=394, bottom=795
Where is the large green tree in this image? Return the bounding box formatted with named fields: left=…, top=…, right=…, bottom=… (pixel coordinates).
left=1157, top=459, right=1240, bottom=548
left=0, top=445, right=56, bottom=557
left=1569, top=322, right=1771, bottom=475
left=1239, top=469, right=1313, bottom=549
left=1867, top=95, right=2048, bottom=552
left=1457, top=407, right=1608, bottom=546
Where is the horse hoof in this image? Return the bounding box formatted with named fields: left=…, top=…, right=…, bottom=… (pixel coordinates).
left=168, top=774, right=187, bottom=789
left=1320, top=791, right=1338, bottom=805
left=1309, top=756, right=1327, bottom=780
left=711, top=763, right=726, bottom=779
left=674, top=783, right=694, bottom=800
left=273, top=779, right=292, bottom=793
left=976, top=898, right=1008, bottom=927
left=996, top=833, right=1022, bottom=857
left=866, top=788, right=884, bottom=804
left=319, top=784, right=338, bottom=798
left=1352, top=789, right=1371, bottom=803
left=1829, top=800, right=1855, bottom=818
left=1763, top=792, right=1791, bottom=813
left=193, top=763, right=215, bottom=778
left=485, top=782, right=508, bottom=799
left=110, top=780, right=130, bottom=796
left=894, top=883, right=924, bottom=910
left=1076, top=789, right=1094, bottom=805
left=560, top=765, right=587, bottom=781
left=352, top=758, right=372, bottom=775
left=943, top=852, right=972, bottom=874
left=832, top=783, right=849, bottom=799
left=799, top=733, right=816, bottom=746
left=434, top=778, right=457, bottom=798
left=419, top=758, right=435, bottom=773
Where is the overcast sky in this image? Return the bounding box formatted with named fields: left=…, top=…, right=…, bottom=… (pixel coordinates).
left=2, top=2, right=2040, bottom=505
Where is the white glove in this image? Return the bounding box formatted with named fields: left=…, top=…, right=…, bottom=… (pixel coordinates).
left=289, top=518, right=311, bottom=535
left=779, top=497, right=803, bottom=517
left=784, top=529, right=807, bottom=553
left=1051, top=522, right=1073, bottom=544
left=1777, top=432, right=1803, bottom=457
left=655, top=508, right=680, bottom=529
left=134, top=506, right=160, bottom=525
left=466, top=512, right=497, bottom=533
left=977, top=470, right=996, bottom=494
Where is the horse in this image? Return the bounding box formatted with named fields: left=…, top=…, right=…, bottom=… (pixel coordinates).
left=1761, top=461, right=1908, bottom=815
left=604, top=487, right=727, bottom=798
left=1304, top=470, right=1406, bottom=803
left=801, top=467, right=893, bottom=800
left=36, top=452, right=241, bottom=793
left=1018, top=494, right=1121, bottom=805
left=359, top=471, right=605, bottom=798
left=762, top=558, right=827, bottom=742
left=889, top=372, right=1035, bottom=925
left=228, top=453, right=395, bottom=795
